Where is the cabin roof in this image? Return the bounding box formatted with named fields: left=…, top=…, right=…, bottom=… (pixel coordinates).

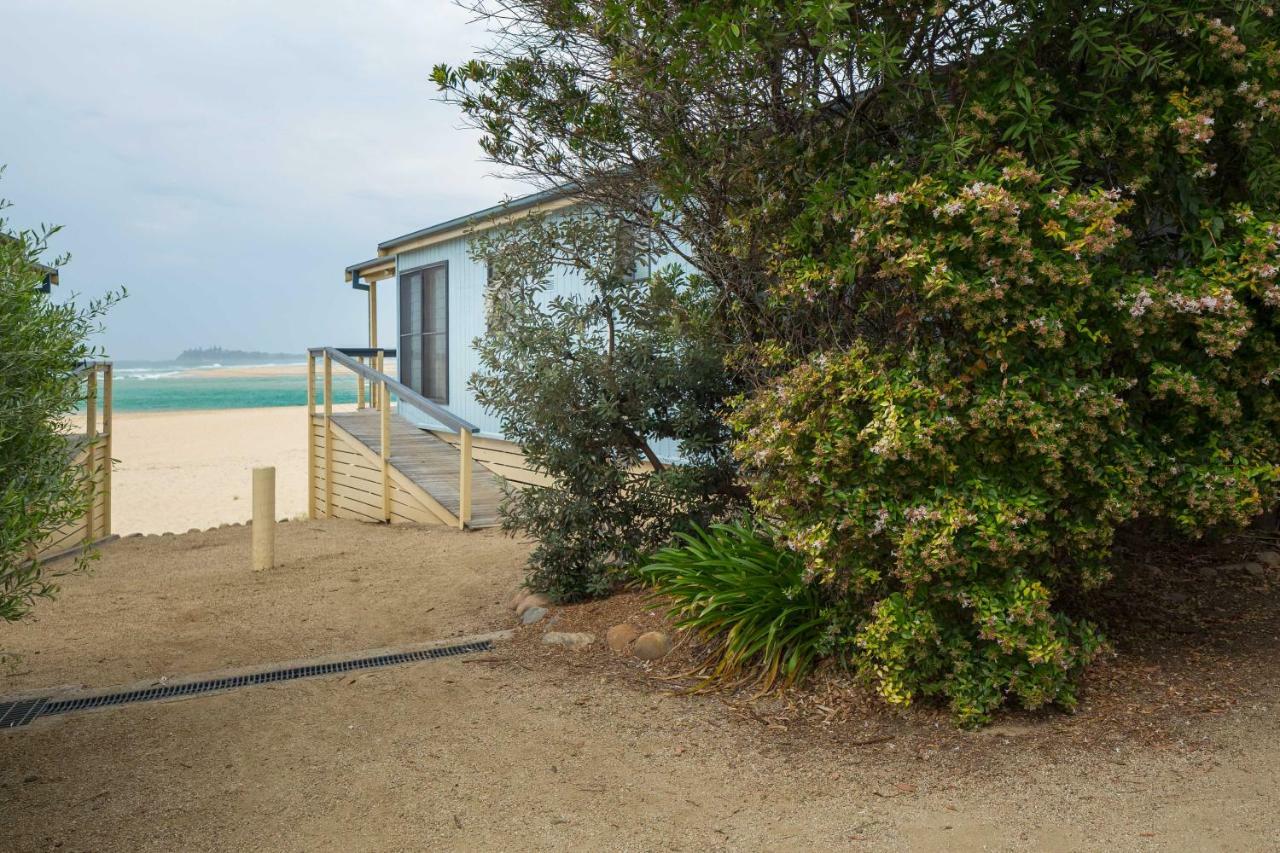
left=345, top=183, right=579, bottom=288
left=376, top=184, right=574, bottom=254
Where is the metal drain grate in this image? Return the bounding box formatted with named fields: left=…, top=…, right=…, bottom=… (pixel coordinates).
left=0, top=638, right=493, bottom=729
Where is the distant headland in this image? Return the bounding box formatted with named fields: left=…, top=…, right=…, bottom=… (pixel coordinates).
left=174, top=347, right=300, bottom=365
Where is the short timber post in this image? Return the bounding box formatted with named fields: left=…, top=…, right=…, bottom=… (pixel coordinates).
left=380, top=379, right=391, bottom=522
left=306, top=351, right=316, bottom=520
left=252, top=466, right=276, bottom=570
left=323, top=350, right=334, bottom=518
left=101, top=363, right=113, bottom=539
left=459, top=427, right=473, bottom=529
left=84, top=366, right=97, bottom=543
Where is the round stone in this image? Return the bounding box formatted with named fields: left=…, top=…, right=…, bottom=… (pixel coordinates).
left=606, top=624, right=640, bottom=653
left=520, top=606, right=548, bottom=625
left=515, top=593, right=551, bottom=617
left=633, top=631, right=672, bottom=661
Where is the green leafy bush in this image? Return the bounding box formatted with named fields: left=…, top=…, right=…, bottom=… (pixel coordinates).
left=1, top=193, right=121, bottom=625
left=640, top=522, right=833, bottom=692
left=471, top=212, right=740, bottom=601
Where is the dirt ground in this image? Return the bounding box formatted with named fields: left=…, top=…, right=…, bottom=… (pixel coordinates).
left=1, top=520, right=529, bottom=693
left=3, top=521, right=1280, bottom=851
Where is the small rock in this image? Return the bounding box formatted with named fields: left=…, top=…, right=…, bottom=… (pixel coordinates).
left=1245, top=562, right=1266, bottom=578
left=606, top=624, right=640, bottom=653
left=633, top=631, right=672, bottom=661
left=542, top=632, right=595, bottom=649
left=1257, top=551, right=1280, bottom=569
left=520, top=606, right=548, bottom=625
left=515, top=593, right=551, bottom=617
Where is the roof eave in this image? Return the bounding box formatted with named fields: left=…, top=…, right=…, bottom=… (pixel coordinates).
left=375, top=183, right=578, bottom=256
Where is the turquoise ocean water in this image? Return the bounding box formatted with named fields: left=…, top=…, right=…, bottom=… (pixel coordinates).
left=106, top=361, right=359, bottom=413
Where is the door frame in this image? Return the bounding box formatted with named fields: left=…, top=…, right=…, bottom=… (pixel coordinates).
left=397, top=260, right=450, bottom=405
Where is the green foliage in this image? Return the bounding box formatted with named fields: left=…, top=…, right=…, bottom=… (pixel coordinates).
left=733, top=5, right=1280, bottom=723
left=444, top=0, right=1280, bottom=722
left=470, top=211, right=740, bottom=601
left=640, top=522, right=833, bottom=692
left=0, top=192, right=122, bottom=625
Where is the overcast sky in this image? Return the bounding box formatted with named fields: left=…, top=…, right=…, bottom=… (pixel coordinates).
left=2, top=0, right=525, bottom=360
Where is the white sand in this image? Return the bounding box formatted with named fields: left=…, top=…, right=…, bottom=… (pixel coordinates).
left=109, top=405, right=346, bottom=535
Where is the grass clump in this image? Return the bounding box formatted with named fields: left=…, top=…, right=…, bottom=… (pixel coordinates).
left=640, top=522, right=833, bottom=693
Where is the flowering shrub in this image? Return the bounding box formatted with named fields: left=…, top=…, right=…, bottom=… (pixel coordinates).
left=734, top=5, right=1280, bottom=723
left=442, top=0, right=1280, bottom=722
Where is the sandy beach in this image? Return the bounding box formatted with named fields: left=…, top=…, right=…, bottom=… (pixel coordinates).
left=110, top=405, right=335, bottom=535
left=105, top=360, right=394, bottom=535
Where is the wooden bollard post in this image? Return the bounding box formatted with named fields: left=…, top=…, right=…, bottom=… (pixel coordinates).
left=252, top=466, right=276, bottom=570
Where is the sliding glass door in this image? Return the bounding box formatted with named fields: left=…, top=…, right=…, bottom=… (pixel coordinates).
left=398, top=263, right=448, bottom=404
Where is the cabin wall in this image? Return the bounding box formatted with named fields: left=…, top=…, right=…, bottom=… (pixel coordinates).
left=394, top=232, right=504, bottom=437
left=391, top=205, right=689, bottom=463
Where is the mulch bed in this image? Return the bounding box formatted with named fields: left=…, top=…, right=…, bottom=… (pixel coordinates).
left=504, top=529, right=1280, bottom=769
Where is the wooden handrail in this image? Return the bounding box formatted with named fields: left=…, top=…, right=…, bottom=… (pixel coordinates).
left=309, top=346, right=479, bottom=435
left=72, top=359, right=112, bottom=376
left=74, top=361, right=112, bottom=541
left=84, top=367, right=96, bottom=540
left=306, top=354, right=316, bottom=519
left=380, top=379, right=391, bottom=522
left=306, top=346, right=477, bottom=529
left=323, top=351, right=334, bottom=517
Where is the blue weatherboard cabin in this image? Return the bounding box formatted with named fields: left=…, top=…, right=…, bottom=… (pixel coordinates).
left=343, top=185, right=580, bottom=437
left=309, top=186, right=666, bottom=530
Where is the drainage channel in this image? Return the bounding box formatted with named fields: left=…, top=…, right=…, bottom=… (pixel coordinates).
left=0, top=637, right=495, bottom=730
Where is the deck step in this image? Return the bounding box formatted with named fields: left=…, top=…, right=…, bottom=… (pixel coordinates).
left=329, top=411, right=505, bottom=528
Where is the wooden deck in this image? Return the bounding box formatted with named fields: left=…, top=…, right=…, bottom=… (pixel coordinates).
left=326, top=411, right=505, bottom=528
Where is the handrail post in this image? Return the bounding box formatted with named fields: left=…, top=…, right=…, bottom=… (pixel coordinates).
left=102, top=363, right=112, bottom=538
left=459, top=427, right=472, bottom=529
left=306, top=351, right=316, bottom=519
left=323, top=350, right=334, bottom=518
left=84, top=366, right=97, bottom=544
left=376, top=348, right=386, bottom=411
left=380, top=379, right=391, bottom=523
left=356, top=356, right=366, bottom=410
